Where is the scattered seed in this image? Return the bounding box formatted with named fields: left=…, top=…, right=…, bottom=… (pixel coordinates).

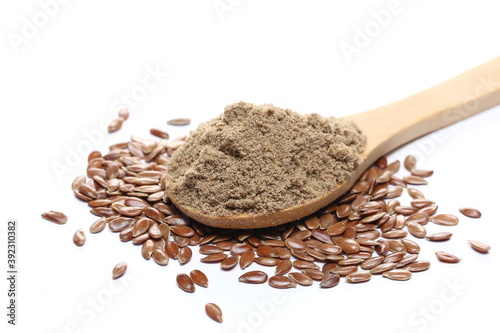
left=177, top=273, right=195, bottom=293
left=435, top=251, right=461, bottom=263
left=118, top=108, right=129, bottom=120
left=404, top=260, right=430, bottom=272
left=190, top=270, right=209, bottom=287
left=108, top=117, right=124, bottom=133
left=426, top=232, right=452, bottom=242
left=382, top=269, right=412, bottom=281
left=404, top=155, right=417, bottom=171
left=431, top=214, right=459, bottom=226
left=205, top=303, right=223, bottom=323
left=320, top=273, right=340, bottom=288
left=459, top=207, right=482, bottom=218
left=268, top=275, right=297, bottom=289
left=403, top=175, right=428, bottom=185
left=73, top=229, right=86, bottom=246
left=112, top=262, right=127, bottom=279
left=41, top=211, right=68, bottom=224
left=150, top=128, right=170, bottom=139
left=468, top=240, right=490, bottom=253
left=239, top=271, right=268, bottom=284
left=288, top=272, right=313, bottom=286
left=167, top=118, right=191, bottom=126
left=346, top=271, right=372, bottom=283
left=407, top=222, right=427, bottom=238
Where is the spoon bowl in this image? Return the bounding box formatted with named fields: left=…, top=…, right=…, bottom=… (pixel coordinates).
left=167, top=57, right=500, bottom=229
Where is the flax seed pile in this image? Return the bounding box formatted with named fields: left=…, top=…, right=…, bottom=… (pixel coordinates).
left=42, top=102, right=490, bottom=324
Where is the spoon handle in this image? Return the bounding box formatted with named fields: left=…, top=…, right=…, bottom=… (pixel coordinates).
left=346, top=57, right=500, bottom=165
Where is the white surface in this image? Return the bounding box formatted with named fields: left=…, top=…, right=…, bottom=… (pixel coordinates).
left=1, top=1, right=500, bottom=333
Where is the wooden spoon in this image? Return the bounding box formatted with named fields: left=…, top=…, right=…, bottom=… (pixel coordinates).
left=167, top=57, right=500, bottom=229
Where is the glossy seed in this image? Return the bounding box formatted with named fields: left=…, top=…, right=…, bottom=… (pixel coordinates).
left=360, top=256, right=385, bottom=270
left=435, top=251, right=461, bottom=263
left=402, top=239, right=420, bottom=254
left=431, top=214, right=459, bottom=226
left=239, top=271, right=268, bottom=284
left=190, top=270, right=209, bottom=287
left=41, top=210, right=68, bottom=224
left=383, top=269, right=412, bottom=281
left=176, top=273, right=195, bottom=293
left=404, top=260, right=431, bottom=272
left=404, top=155, right=417, bottom=171
left=152, top=248, right=169, bottom=266
left=335, top=237, right=360, bottom=254
left=459, top=207, right=482, bottom=218
left=89, top=217, right=107, bottom=234
left=200, top=253, right=228, bottom=263
left=112, top=262, right=127, bottom=279
left=239, top=251, right=255, bottom=269
left=426, top=232, right=452, bottom=242
left=468, top=240, right=490, bottom=253
left=221, top=256, right=239, bottom=270
left=275, top=260, right=292, bottom=275
left=205, top=303, right=223, bottom=323
left=268, top=275, right=297, bottom=289
left=345, top=271, right=372, bottom=283
left=403, top=175, right=428, bottom=185
left=382, top=230, right=408, bottom=239
left=141, top=239, right=155, bottom=259
left=73, top=229, right=86, bottom=246
left=178, top=247, right=193, bottom=264
left=288, top=272, right=313, bottom=286
left=370, top=262, right=397, bottom=274
left=408, top=221, right=427, bottom=238
left=320, top=273, right=341, bottom=288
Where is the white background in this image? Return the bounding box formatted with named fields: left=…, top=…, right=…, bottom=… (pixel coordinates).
left=1, top=1, right=500, bottom=332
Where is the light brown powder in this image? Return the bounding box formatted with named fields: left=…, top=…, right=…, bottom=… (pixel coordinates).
left=165, top=101, right=366, bottom=216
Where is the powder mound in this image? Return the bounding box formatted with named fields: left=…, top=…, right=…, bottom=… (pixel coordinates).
left=166, top=102, right=366, bottom=217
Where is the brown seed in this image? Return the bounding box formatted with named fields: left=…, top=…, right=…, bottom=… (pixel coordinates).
left=205, top=303, right=223, bottom=323
left=167, top=118, right=191, bottom=126
left=396, top=254, right=419, bottom=268
left=370, top=262, right=397, bottom=274
left=408, top=221, right=427, bottom=238
left=402, top=239, right=420, bottom=254
left=73, top=229, right=86, bottom=246
left=239, top=250, right=255, bottom=269
left=221, top=256, right=239, bottom=270
left=150, top=128, right=170, bottom=139
left=335, top=237, right=360, bottom=254
left=200, top=253, right=228, bottom=263
left=407, top=188, right=425, bottom=199
left=419, top=204, right=438, bottom=216
left=403, top=175, right=428, bottom=185
left=382, top=230, right=408, bottom=239
left=275, top=260, right=292, bottom=275
left=411, top=169, right=434, bottom=178
left=256, top=245, right=280, bottom=258
left=41, top=210, right=68, bottom=224
left=404, top=260, right=430, bottom=272
left=165, top=241, right=180, bottom=259
left=404, top=155, right=417, bottom=171
left=360, top=256, right=385, bottom=270
left=152, top=248, right=169, bottom=266
left=435, top=251, right=461, bottom=263
left=119, top=226, right=134, bottom=242
left=190, top=270, right=209, bottom=287
left=132, top=233, right=150, bottom=245
left=118, top=108, right=129, bottom=120
left=304, top=216, right=320, bottom=229
left=459, top=207, right=482, bottom=218
left=176, top=273, right=195, bottom=293
left=284, top=238, right=307, bottom=251
left=326, top=221, right=348, bottom=236
left=108, top=117, right=124, bottom=133
left=141, top=239, right=155, bottom=259
left=316, top=243, right=342, bottom=255
left=383, top=269, right=412, bottom=281
left=384, top=251, right=406, bottom=263
left=346, top=271, right=372, bottom=283
left=293, top=260, right=320, bottom=270
left=468, top=240, right=491, bottom=253
left=406, top=212, right=430, bottom=225
left=178, top=246, right=193, bottom=264
left=426, top=232, right=452, bottom=242
left=268, top=275, right=297, bottom=289
left=108, top=217, right=133, bottom=232
left=254, top=256, right=281, bottom=266
left=332, top=265, right=358, bottom=276
left=301, top=269, right=325, bottom=281
left=112, top=262, right=127, bottom=279
left=431, top=214, right=459, bottom=226
left=320, top=273, right=341, bottom=288
left=148, top=223, right=163, bottom=239
left=239, top=271, right=268, bottom=284
left=89, top=217, right=107, bottom=234
left=170, top=225, right=195, bottom=237
left=288, top=272, right=313, bottom=286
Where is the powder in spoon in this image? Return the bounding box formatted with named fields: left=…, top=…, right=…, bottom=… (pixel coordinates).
left=165, top=101, right=366, bottom=217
